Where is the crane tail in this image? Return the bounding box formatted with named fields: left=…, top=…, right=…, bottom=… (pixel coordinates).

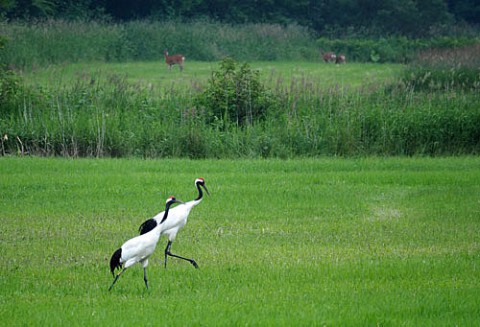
left=138, top=219, right=157, bottom=235
left=110, top=248, right=122, bottom=276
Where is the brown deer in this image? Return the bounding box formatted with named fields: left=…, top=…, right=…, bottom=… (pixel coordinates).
left=321, top=50, right=336, bottom=63
left=164, top=49, right=185, bottom=71
left=335, top=54, right=346, bottom=64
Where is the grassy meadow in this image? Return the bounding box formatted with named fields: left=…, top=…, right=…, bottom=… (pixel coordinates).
left=21, top=60, right=403, bottom=90
left=1, top=157, right=480, bottom=325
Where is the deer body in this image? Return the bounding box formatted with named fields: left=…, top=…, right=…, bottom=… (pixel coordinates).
left=164, top=50, right=185, bottom=71
left=321, top=51, right=336, bottom=63
left=336, top=54, right=346, bottom=64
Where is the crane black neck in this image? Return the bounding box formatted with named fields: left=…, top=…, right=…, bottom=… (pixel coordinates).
left=160, top=201, right=173, bottom=224
left=195, top=183, right=204, bottom=201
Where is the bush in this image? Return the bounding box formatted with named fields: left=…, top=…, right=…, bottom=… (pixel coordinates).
left=194, top=57, right=275, bottom=127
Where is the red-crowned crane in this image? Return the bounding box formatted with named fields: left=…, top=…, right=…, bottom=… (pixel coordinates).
left=109, top=196, right=184, bottom=291
left=138, top=178, right=210, bottom=269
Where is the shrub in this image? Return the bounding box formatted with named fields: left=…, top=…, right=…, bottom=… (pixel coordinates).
left=194, top=57, right=275, bottom=127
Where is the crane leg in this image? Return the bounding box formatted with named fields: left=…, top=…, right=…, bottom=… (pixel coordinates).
left=109, top=268, right=126, bottom=291
left=164, top=240, right=199, bottom=269
left=143, top=267, right=149, bottom=290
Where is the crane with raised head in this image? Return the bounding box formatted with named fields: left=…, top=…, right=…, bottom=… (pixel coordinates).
left=138, top=178, right=210, bottom=269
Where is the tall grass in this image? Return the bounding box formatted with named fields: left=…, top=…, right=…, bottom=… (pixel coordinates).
left=2, top=20, right=478, bottom=69
left=0, top=20, right=318, bottom=69
left=317, top=36, right=480, bottom=63
left=0, top=20, right=121, bottom=68
left=402, top=44, right=480, bottom=91
left=1, top=64, right=479, bottom=158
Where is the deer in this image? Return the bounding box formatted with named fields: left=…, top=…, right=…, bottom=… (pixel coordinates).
left=164, top=49, right=185, bottom=71
left=321, top=50, right=336, bottom=63
left=335, top=54, right=346, bottom=64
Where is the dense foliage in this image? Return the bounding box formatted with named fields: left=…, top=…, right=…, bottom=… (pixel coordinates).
left=402, top=44, right=480, bottom=91
left=317, top=36, right=479, bottom=64
left=1, top=60, right=479, bottom=158
left=0, top=34, right=20, bottom=120
left=1, top=0, right=479, bottom=38
left=1, top=20, right=478, bottom=69
left=0, top=20, right=318, bottom=68
left=194, top=58, right=273, bottom=127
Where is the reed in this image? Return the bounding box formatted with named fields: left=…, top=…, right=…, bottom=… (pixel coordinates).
left=402, top=44, right=480, bottom=91
left=0, top=20, right=317, bottom=69
left=1, top=62, right=479, bottom=158
left=3, top=19, right=477, bottom=70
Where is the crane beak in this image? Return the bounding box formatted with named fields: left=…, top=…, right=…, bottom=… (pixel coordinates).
left=203, top=185, right=210, bottom=196
left=174, top=199, right=185, bottom=205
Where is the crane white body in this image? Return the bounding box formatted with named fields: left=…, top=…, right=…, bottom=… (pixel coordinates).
left=119, top=228, right=162, bottom=269
left=109, top=196, right=183, bottom=291
left=138, top=178, right=209, bottom=268
left=151, top=198, right=201, bottom=242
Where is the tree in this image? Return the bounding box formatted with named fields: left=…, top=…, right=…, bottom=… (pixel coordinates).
left=4, top=0, right=56, bottom=18
left=0, top=0, right=477, bottom=38
left=448, top=0, right=480, bottom=25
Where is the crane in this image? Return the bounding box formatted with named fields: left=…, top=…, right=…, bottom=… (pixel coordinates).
left=109, top=196, right=184, bottom=291
left=138, top=178, right=210, bottom=269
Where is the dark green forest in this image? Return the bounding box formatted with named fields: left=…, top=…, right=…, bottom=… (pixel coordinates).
left=1, top=0, right=479, bottom=37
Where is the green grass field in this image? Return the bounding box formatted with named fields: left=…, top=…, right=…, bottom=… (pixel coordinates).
left=22, top=61, right=404, bottom=90
left=1, top=157, right=479, bottom=325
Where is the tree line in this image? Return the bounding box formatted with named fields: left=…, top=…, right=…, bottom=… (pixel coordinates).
left=1, top=0, right=479, bottom=37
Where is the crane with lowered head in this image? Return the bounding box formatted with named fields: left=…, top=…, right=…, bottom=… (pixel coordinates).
left=109, top=196, right=184, bottom=291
